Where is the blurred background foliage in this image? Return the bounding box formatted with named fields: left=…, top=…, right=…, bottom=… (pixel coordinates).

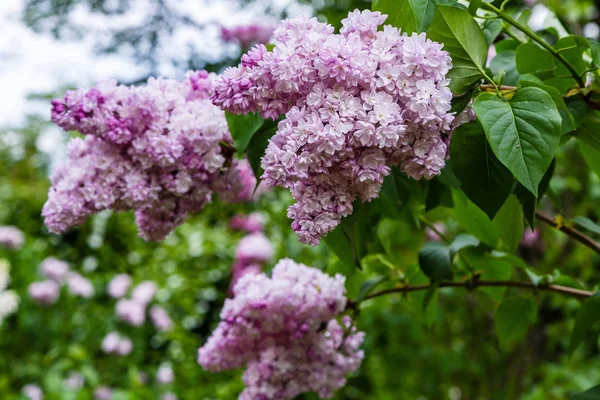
left=1, top=0, right=600, bottom=399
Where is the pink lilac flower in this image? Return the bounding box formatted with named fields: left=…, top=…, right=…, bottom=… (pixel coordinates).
left=102, top=332, right=133, bottom=356
left=156, top=364, right=174, bottom=384
left=425, top=223, right=446, bottom=241
left=234, top=233, right=274, bottom=264
left=0, top=226, right=24, bottom=249
left=212, top=10, right=454, bottom=245
left=44, top=71, right=245, bottom=241
left=64, top=372, right=84, bottom=390
left=67, top=273, right=95, bottom=298
left=22, top=384, right=43, bottom=400
left=115, top=298, right=146, bottom=326
left=107, top=273, right=132, bottom=298
left=221, top=23, right=275, bottom=48
left=150, top=305, right=173, bottom=331
left=40, top=257, right=69, bottom=282
left=131, top=281, right=157, bottom=305
left=94, top=386, right=113, bottom=400
left=160, top=393, right=178, bottom=400
left=230, top=212, right=265, bottom=233
left=198, top=258, right=364, bottom=400
left=28, top=280, right=60, bottom=305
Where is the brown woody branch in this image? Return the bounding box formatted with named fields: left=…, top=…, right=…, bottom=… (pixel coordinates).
left=535, top=210, right=600, bottom=254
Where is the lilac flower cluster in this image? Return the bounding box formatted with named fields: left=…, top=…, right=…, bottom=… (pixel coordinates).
left=221, top=23, right=275, bottom=48
left=22, top=384, right=43, bottom=400
left=102, top=331, right=133, bottom=356
left=29, top=258, right=94, bottom=305
left=44, top=71, right=245, bottom=241
left=198, top=258, right=364, bottom=399
left=229, top=232, right=274, bottom=295
left=212, top=10, right=454, bottom=244
left=230, top=212, right=265, bottom=233
left=0, top=261, right=19, bottom=322
left=0, top=226, right=24, bottom=249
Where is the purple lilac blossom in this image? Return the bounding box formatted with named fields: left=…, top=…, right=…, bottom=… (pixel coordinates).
left=115, top=298, right=146, bottom=326
left=131, top=281, right=158, bottom=305
left=150, top=305, right=173, bottom=331
left=198, top=258, right=364, bottom=399
left=234, top=232, right=274, bottom=264
left=94, top=386, right=113, bottom=400
left=221, top=23, right=275, bottom=48
left=0, top=226, right=24, bottom=249
left=66, top=273, right=95, bottom=298
left=107, top=273, right=132, bottom=298
left=156, top=364, right=174, bottom=384
left=230, top=212, right=265, bottom=233
left=22, top=384, right=43, bottom=400
left=44, top=71, right=244, bottom=241
left=40, top=257, right=70, bottom=282
left=28, top=280, right=60, bottom=305
left=212, top=10, right=455, bottom=245
left=102, top=332, right=133, bottom=356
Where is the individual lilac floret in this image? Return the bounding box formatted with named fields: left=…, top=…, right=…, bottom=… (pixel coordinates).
left=67, top=273, right=95, bottom=298
left=22, top=384, right=44, bottom=400
left=44, top=71, right=245, bottom=241
left=212, top=10, right=454, bottom=245
left=221, top=23, right=275, bottom=48
left=0, top=226, right=24, bottom=249
left=115, top=298, right=146, bottom=326
left=28, top=280, right=60, bottom=305
left=156, top=364, right=174, bottom=384
left=198, top=259, right=364, bottom=399
left=40, top=257, right=70, bottom=282
left=150, top=305, right=173, bottom=331
left=102, top=332, right=133, bottom=356
left=107, top=273, right=132, bottom=298
left=131, top=281, right=158, bottom=305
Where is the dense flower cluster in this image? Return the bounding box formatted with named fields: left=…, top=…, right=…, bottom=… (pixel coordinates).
left=0, top=226, right=24, bottom=249
left=156, top=364, right=175, bottom=384
left=212, top=10, right=454, bottom=244
left=107, top=273, right=132, bottom=298
left=44, top=71, right=246, bottom=241
left=230, top=212, right=265, bottom=233
left=29, top=257, right=94, bottom=304
left=221, top=23, right=274, bottom=48
left=198, top=258, right=364, bottom=399
left=102, top=331, right=133, bottom=356
left=229, top=232, right=274, bottom=294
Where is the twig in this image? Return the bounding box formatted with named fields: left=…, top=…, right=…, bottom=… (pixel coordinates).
left=536, top=211, right=600, bottom=254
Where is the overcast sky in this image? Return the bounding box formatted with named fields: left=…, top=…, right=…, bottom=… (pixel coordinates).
left=0, top=0, right=309, bottom=128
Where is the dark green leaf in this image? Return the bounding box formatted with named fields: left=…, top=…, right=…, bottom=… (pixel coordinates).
left=246, top=125, right=277, bottom=182
left=379, top=173, right=403, bottom=218
left=490, top=50, right=520, bottom=86
left=225, top=111, right=264, bottom=155
left=449, top=233, right=480, bottom=257
left=545, top=36, right=590, bottom=93
left=425, top=178, right=453, bottom=211
left=515, top=43, right=554, bottom=74
left=579, top=143, right=600, bottom=178
left=575, top=110, right=600, bottom=151
left=438, top=159, right=462, bottom=189
left=515, top=159, right=555, bottom=228
left=355, top=276, right=389, bottom=303
left=492, top=195, right=524, bottom=253
left=418, top=241, right=453, bottom=282
left=482, top=19, right=502, bottom=47
left=450, top=85, right=477, bottom=114
left=570, top=384, right=600, bottom=400
left=373, top=0, right=458, bottom=34
left=572, top=217, right=600, bottom=236
left=495, top=39, right=519, bottom=53
left=567, top=95, right=590, bottom=131
left=452, top=189, right=500, bottom=246
left=427, top=5, right=488, bottom=94
left=495, top=297, right=537, bottom=348
left=473, top=87, right=562, bottom=196
left=588, top=38, right=600, bottom=69
left=450, top=121, right=513, bottom=219
left=568, top=293, right=600, bottom=357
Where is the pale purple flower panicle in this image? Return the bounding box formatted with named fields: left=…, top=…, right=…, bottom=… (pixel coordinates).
left=115, top=298, right=146, bottom=326
left=107, top=273, right=132, bottom=298
left=0, top=226, right=24, bottom=249
left=22, top=384, right=44, bottom=400
left=102, top=331, right=133, bottom=356
left=150, top=305, right=173, bottom=332
left=44, top=71, right=245, bottom=241
left=28, top=280, right=60, bottom=305
left=230, top=212, right=265, bottom=233
left=212, top=10, right=454, bottom=245
left=40, top=257, right=70, bottom=282
left=221, top=23, right=275, bottom=48
left=64, top=372, right=84, bottom=390
left=131, top=281, right=157, bottom=305
left=156, top=364, right=174, bottom=384
left=94, top=386, right=113, bottom=400
left=67, top=273, right=95, bottom=298
left=198, top=258, right=364, bottom=399
left=234, top=233, right=274, bottom=264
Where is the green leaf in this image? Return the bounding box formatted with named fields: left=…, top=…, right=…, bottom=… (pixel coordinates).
left=225, top=111, right=264, bottom=155
left=492, top=195, right=524, bottom=253
left=546, top=36, right=590, bottom=93
left=425, top=177, right=453, bottom=211
left=473, top=87, right=562, bottom=196
left=490, top=50, right=519, bottom=86
left=482, top=18, right=502, bottom=47
left=461, top=247, right=513, bottom=301
left=572, top=217, right=600, bottom=236
left=450, top=121, right=513, bottom=219
left=495, top=297, right=537, bottom=348
left=379, top=173, right=403, bottom=218
left=427, top=5, right=487, bottom=94
left=355, top=276, right=388, bottom=303
left=515, top=43, right=554, bottom=74
left=567, top=95, right=590, bottom=131
left=568, top=293, right=600, bottom=357
left=325, top=228, right=356, bottom=270
left=588, top=38, right=600, bottom=69
left=515, top=159, right=555, bottom=228
left=418, top=241, right=453, bottom=282
left=495, top=39, right=519, bottom=53
left=575, top=110, right=600, bottom=152
left=579, top=143, right=600, bottom=178
left=373, top=0, right=458, bottom=34
left=450, top=85, right=477, bottom=114
left=452, top=189, right=500, bottom=246
left=449, top=233, right=480, bottom=258
left=246, top=124, right=277, bottom=182
left=570, top=384, right=600, bottom=400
